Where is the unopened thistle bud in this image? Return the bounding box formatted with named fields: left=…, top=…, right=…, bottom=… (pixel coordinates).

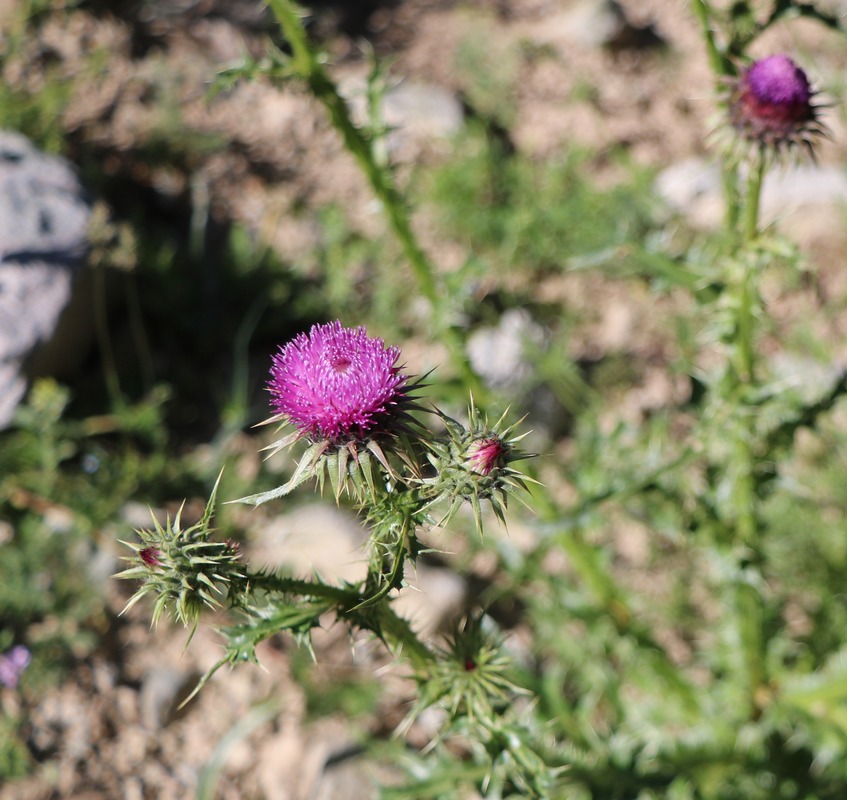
left=729, top=54, right=826, bottom=157
left=118, top=476, right=244, bottom=628
left=241, top=321, right=427, bottom=505
left=423, top=401, right=536, bottom=534
left=409, top=615, right=524, bottom=725
left=139, top=546, right=163, bottom=567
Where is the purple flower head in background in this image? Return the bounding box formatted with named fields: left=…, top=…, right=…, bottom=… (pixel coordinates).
left=730, top=54, right=825, bottom=154
left=747, top=55, right=811, bottom=108
left=268, top=321, right=408, bottom=443
left=0, top=645, right=30, bottom=689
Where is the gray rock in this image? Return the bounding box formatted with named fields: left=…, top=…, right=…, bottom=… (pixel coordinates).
left=762, top=165, right=847, bottom=217
left=247, top=503, right=369, bottom=584
left=393, top=563, right=466, bottom=637
left=382, top=81, right=464, bottom=147
left=654, top=157, right=723, bottom=228
left=0, top=131, right=90, bottom=260
left=466, top=308, right=545, bottom=391
left=525, top=0, right=664, bottom=52
left=0, top=130, right=91, bottom=428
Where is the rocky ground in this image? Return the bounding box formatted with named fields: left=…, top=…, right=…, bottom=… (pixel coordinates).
left=2, top=0, right=847, bottom=797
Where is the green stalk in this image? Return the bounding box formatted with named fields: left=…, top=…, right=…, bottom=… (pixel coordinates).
left=689, top=1, right=743, bottom=240
left=732, top=426, right=757, bottom=548
left=246, top=571, right=435, bottom=668
left=722, top=164, right=741, bottom=234
left=735, top=579, right=764, bottom=716
left=245, top=572, right=356, bottom=603
left=375, top=603, right=437, bottom=670
left=690, top=0, right=727, bottom=78
left=266, top=0, right=483, bottom=395
left=743, top=149, right=766, bottom=245
left=734, top=265, right=755, bottom=386
left=731, top=150, right=766, bottom=540
left=268, top=0, right=436, bottom=303
left=725, top=148, right=768, bottom=717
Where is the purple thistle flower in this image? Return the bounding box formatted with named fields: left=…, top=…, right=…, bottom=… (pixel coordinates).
left=730, top=54, right=825, bottom=154
left=0, top=645, right=30, bottom=689
left=268, top=321, right=408, bottom=443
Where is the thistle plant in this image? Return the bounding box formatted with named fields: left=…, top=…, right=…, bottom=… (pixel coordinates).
left=120, top=322, right=547, bottom=789
left=118, top=479, right=245, bottom=629
left=119, top=1, right=847, bottom=797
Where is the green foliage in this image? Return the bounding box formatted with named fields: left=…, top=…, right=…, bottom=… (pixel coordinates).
left=427, top=127, right=658, bottom=279
left=453, top=16, right=522, bottom=129
left=221, top=3, right=847, bottom=797
left=0, top=0, right=81, bottom=153
left=0, top=78, right=71, bottom=154
left=0, top=713, right=29, bottom=781
left=0, top=378, right=175, bottom=780
left=5, top=0, right=847, bottom=797
left=290, top=647, right=381, bottom=721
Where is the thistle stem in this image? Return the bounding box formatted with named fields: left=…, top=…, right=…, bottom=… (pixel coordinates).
left=722, top=164, right=741, bottom=233
left=734, top=265, right=755, bottom=386
left=245, top=573, right=355, bottom=604
left=266, top=0, right=484, bottom=397
left=743, top=149, right=766, bottom=245
left=690, top=0, right=727, bottom=78
left=374, top=604, right=436, bottom=670
left=245, top=572, right=435, bottom=668
left=724, top=149, right=769, bottom=717
left=735, top=578, right=765, bottom=716
left=730, top=151, right=766, bottom=540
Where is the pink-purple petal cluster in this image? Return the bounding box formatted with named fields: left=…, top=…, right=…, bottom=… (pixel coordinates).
left=730, top=54, right=821, bottom=150
left=467, top=436, right=508, bottom=476
left=268, top=321, right=407, bottom=442
left=747, top=54, right=811, bottom=108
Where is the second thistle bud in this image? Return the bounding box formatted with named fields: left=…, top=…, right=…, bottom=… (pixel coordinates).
left=423, top=401, right=535, bottom=534
left=117, top=477, right=244, bottom=628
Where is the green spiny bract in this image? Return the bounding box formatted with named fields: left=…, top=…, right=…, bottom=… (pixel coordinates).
left=117, top=475, right=244, bottom=628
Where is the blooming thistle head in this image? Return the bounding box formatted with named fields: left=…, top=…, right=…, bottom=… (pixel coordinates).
left=423, top=399, right=537, bottom=535
left=243, top=322, right=426, bottom=505
left=269, top=321, right=409, bottom=443
left=728, top=54, right=827, bottom=158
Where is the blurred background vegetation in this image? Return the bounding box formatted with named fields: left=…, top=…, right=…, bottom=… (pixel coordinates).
left=3, top=0, right=847, bottom=797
